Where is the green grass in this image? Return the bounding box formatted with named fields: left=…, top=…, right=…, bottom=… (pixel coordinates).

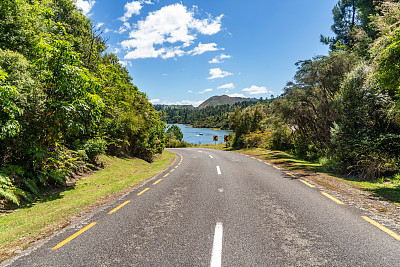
left=0, top=151, right=175, bottom=262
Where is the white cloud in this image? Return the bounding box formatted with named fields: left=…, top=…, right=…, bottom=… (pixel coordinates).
left=207, top=68, right=233, bottom=80
left=120, top=1, right=142, bottom=22
left=75, top=0, right=96, bottom=15
left=228, top=93, right=245, bottom=98
left=242, top=85, right=271, bottom=95
left=121, top=3, right=223, bottom=59
left=199, top=88, right=213, bottom=94
left=188, top=90, right=193, bottom=93
left=209, top=58, right=220, bottom=64
left=150, top=99, right=160, bottom=104
left=209, top=53, right=231, bottom=64
left=217, top=83, right=234, bottom=89
left=119, top=60, right=132, bottom=67
left=96, top=22, right=104, bottom=28
left=191, top=43, right=219, bottom=55
left=219, top=54, right=231, bottom=59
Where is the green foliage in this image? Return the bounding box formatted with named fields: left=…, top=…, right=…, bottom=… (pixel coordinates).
left=83, top=137, right=107, bottom=163
left=166, top=125, right=183, bottom=141
left=372, top=27, right=400, bottom=99
left=0, top=172, right=24, bottom=205
left=0, top=68, right=22, bottom=139
left=229, top=105, right=265, bottom=148
left=0, top=0, right=166, bottom=205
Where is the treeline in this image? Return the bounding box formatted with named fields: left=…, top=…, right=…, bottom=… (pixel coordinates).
left=0, top=0, right=165, bottom=205
left=229, top=0, right=400, bottom=180
left=155, top=98, right=274, bottom=129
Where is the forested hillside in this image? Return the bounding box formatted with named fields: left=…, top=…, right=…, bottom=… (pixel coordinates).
left=0, top=0, right=165, bottom=205
left=155, top=98, right=274, bottom=129
left=229, top=0, right=400, bottom=180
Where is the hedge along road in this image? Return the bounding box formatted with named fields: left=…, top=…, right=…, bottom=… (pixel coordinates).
left=5, top=148, right=400, bottom=266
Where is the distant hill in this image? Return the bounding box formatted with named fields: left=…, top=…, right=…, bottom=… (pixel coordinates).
left=198, top=95, right=257, bottom=109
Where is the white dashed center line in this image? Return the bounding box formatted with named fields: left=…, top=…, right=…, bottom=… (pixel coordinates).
left=210, top=222, right=223, bottom=267
left=209, top=155, right=214, bottom=158
left=216, top=166, right=221, bottom=175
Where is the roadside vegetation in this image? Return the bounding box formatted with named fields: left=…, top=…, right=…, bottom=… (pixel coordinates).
left=0, top=0, right=165, bottom=206
left=194, top=1, right=400, bottom=204
left=0, top=151, right=175, bottom=262
left=226, top=1, right=400, bottom=184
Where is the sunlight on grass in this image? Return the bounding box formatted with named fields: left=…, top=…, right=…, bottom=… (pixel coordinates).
left=0, top=151, right=175, bottom=262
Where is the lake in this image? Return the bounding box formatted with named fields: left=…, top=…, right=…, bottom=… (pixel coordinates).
left=168, top=124, right=233, bottom=145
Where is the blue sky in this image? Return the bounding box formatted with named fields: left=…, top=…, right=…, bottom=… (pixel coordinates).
left=76, top=0, right=338, bottom=106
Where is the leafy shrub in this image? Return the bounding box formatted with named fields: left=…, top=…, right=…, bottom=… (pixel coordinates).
left=83, top=137, right=107, bottom=163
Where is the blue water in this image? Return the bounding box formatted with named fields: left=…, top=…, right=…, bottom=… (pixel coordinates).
left=168, top=124, right=233, bottom=145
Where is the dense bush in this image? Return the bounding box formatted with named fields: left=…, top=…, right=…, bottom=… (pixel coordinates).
left=0, top=0, right=165, bottom=205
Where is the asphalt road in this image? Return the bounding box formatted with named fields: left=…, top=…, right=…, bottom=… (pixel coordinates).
left=5, top=148, right=400, bottom=266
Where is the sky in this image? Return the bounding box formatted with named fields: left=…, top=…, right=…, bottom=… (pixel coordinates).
left=76, top=0, right=338, bottom=107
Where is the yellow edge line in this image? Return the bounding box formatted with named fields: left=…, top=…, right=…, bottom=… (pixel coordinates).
left=321, top=192, right=345, bottom=205
left=137, top=188, right=150, bottom=196
left=265, top=162, right=271, bottom=165
left=170, top=169, right=175, bottom=172
left=107, top=200, right=131, bottom=215
left=163, top=173, right=170, bottom=177
left=52, top=222, right=97, bottom=250
left=299, top=179, right=315, bottom=188
left=285, top=172, right=296, bottom=178
left=361, top=216, right=400, bottom=241
left=273, top=166, right=282, bottom=170
left=175, top=165, right=179, bottom=168
left=152, top=179, right=162, bottom=185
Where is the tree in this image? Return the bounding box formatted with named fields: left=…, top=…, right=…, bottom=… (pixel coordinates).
left=166, top=125, right=183, bottom=141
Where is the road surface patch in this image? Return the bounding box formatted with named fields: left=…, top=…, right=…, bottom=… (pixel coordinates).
left=52, top=222, right=97, bottom=250
left=107, top=201, right=131, bottom=215
left=137, top=188, right=150, bottom=196
left=321, top=192, right=345, bottom=205
left=361, top=216, right=400, bottom=241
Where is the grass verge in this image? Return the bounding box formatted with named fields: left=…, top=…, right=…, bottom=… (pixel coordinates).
left=0, top=151, right=175, bottom=262
left=201, top=146, right=400, bottom=206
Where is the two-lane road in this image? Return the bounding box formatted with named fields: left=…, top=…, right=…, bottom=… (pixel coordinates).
left=5, top=148, right=400, bottom=266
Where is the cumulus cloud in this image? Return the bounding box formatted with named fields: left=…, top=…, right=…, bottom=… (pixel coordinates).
left=199, top=88, right=213, bottom=94
left=207, top=68, right=233, bottom=80
left=228, top=93, right=245, bottom=98
left=217, top=83, right=234, bottom=89
left=121, top=3, right=223, bottom=59
left=242, top=85, right=271, bottom=95
left=191, top=43, right=219, bottom=55
left=96, top=22, right=104, bottom=28
left=209, top=53, right=231, bottom=64
left=120, top=1, right=142, bottom=21
left=75, top=0, right=96, bottom=15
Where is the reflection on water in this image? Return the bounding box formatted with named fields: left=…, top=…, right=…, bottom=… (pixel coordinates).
left=169, top=124, right=233, bottom=145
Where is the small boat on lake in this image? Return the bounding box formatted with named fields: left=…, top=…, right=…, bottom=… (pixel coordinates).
left=199, top=133, right=204, bottom=135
